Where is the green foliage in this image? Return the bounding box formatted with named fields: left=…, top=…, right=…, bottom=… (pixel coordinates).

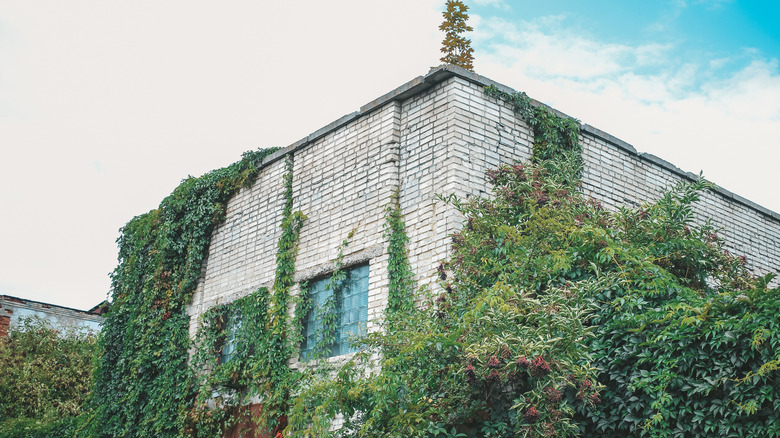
left=308, top=230, right=354, bottom=360
left=0, top=415, right=88, bottom=438
left=285, top=195, right=420, bottom=437
left=0, top=317, right=96, bottom=437
left=283, top=87, right=598, bottom=438
left=577, top=191, right=780, bottom=437
left=439, top=0, right=475, bottom=71
left=187, top=288, right=271, bottom=436
left=285, top=163, right=603, bottom=437
left=185, top=153, right=306, bottom=438
left=281, top=85, right=779, bottom=438
left=89, top=148, right=278, bottom=438
left=83, top=78, right=780, bottom=438
left=261, top=155, right=307, bottom=432
left=484, top=85, right=582, bottom=186
left=384, top=190, right=416, bottom=329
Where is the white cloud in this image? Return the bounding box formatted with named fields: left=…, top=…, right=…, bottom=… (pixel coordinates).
left=472, top=0, right=510, bottom=9
left=476, top=17, right=674, bottom=80
left=474, top=15, right=780, bottom=217
left=695, top=0, right=733, bottom=10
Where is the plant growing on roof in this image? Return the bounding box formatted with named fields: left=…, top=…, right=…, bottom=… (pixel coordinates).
left=440, top=0, right=475, bottom=71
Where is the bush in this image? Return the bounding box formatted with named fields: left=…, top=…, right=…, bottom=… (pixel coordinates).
left=0, top=317, right=96, bottom=437
left=286, top=159, right=780, bottom=437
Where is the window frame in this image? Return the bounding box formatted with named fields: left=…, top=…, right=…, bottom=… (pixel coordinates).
left=219, top=307, right=242, bottom=365
left=300, top=263, right=369, bottom=361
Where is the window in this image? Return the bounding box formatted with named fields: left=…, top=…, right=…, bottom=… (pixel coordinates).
left=220, top=309, right=241, bottom=364
left=301, top=264, right=369, bottom=360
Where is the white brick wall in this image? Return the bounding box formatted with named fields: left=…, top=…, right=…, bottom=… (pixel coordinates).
left=580, top=131, right=780, bottom=280
left=187, top=161, right=286, bottom=337
left=187, top=67, right=780, bottom=341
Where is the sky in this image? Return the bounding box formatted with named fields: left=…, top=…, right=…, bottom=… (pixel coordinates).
left=1, top=0, right=778, bottom=310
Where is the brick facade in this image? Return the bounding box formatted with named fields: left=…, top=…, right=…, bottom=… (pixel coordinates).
left=187, top=65, right=780, bottom=353
left=0, top=314, right=10, bottom=338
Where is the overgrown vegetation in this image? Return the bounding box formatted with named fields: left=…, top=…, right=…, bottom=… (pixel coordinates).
left=0, top=317, right=96, bottom=438
left=272, top=89, right=780, bottom=437
left=89, top=148, right=279, bottom=437
left=184, top=154, right=307, bottom=438
left=284, top=197, right=418, bottom=436
left=483, top=85, right=582, bottom=185
left=75, top=77, right=779, bottom=438
left=384, top=190, right=417, bottom=329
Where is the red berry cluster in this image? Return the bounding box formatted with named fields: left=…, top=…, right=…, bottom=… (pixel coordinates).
left=523, top=406, right=540, bottom=423
left=516, top=355, right=530, bottom=369
left=543, top=386, right=562, bottom=403
left=464, top=363, right=476, bottom=383
left=530, top=356, right=551, bottom=377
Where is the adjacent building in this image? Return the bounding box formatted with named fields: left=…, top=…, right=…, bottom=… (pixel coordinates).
left=0, top=294, right=105, bottom=337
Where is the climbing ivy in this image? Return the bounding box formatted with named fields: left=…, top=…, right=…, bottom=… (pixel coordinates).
left=279, top=86, right=779, bottom=438
left=484, top=85, right=582, bottom=186
left=84, top=80, right=779, bottom=438
left=575, top=185, right=780, bottom=437
left=383, top=190, right=417, bottom=329
left=308, top=230, right=355, bottom=361
left=279, top=89, right=597, bottom=438
left=88, top=148, right=279, bottom=438
left=284, top=197, right=419, bottom=436
left=186, top=288, right=271, bottom=437
left=185, top=154, right=306, bottom=438
left=259, top=155, right=307, bottom=435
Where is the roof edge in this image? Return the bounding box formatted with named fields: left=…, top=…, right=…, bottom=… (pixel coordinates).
left=260, top=64, right=780, bottom=223
left=0, top=294, right=105, bottom=319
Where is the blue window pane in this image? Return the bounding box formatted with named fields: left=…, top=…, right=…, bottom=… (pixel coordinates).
left=220, top=310, right=241, bottom=364
left=301, top=264, right=369, bottom=360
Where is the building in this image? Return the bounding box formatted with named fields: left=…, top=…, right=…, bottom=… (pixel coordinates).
left=0, top=294, right=104, bottom=337
left=186, top=64, right=780, bottom=360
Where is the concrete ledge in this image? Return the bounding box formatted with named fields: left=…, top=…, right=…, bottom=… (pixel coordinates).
left=582, top=124, right=639, bottom=156
left=294, top=244, right=384, bottom=283
left=307, top=111, right=360, bottom=144
left=359, top=76, right=429, bottom=113
left=579, top=125, right=780, bottom=222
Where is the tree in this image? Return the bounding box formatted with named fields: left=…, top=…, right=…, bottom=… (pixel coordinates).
left=439, top=0, right=475, bottom=71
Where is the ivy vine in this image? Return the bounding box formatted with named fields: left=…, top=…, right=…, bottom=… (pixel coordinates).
left=187, top=287, right=271, bottom=437
left=383, top=190, right=416, bottom=330
left=484, top=84, right=582, bottom=187
left=89, top=148, right=278, bottom=438
left=308, top=230, right=354, bottom=361
left=279, top=85, right=778, bottom=438
left=186, top=154, right=306, bottom=438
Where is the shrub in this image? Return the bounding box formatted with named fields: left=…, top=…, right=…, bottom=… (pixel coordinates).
left=0, top=317, right=96, bottom=437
